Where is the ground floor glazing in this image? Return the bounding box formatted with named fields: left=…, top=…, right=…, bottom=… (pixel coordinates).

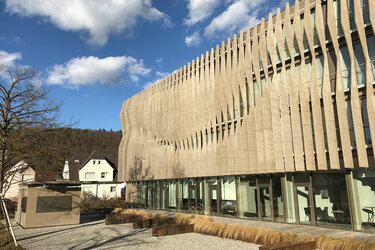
left=134, top=170, right=375, bottom=232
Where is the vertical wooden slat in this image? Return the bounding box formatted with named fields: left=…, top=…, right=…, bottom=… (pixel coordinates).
left=293, top=0, right=316, bottom=171
left=267, top=13, right=285, bottom=173
left=304, top=0, right=328, bottom=170
left=315, top=0, right=340, bottom=170
left=245, top=27, right=258, bottom=174
left=353, top=0, right=375, bottom=158
left=326, top=0, right=354, bottom=169
left=259, top=18, right=276, bottom=173
left=282, top=4, right=302, bottom=172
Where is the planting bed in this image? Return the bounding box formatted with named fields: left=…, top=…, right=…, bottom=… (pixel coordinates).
left=106, top=209, right=375, bottom=249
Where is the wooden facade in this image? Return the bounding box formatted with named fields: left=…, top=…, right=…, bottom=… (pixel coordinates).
left=118, top=0, right=375, bottom=182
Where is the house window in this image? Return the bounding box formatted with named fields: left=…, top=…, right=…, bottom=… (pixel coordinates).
left=93, top=160, right=96, bottom=164
left=110, top=186, right=116, bottom=193
left=98, top=160, right=101, bottom=164
left=22, top=174, right=33, bottom=182
left=101, top=172, right=107, bottom=179
left=85, top=172, right=95, bottom=179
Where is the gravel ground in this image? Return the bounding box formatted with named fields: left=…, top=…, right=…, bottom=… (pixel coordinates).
left=13, top=219, right=260, bottom=250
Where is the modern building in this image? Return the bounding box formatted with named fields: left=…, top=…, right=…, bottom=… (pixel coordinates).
left=118, top=0, right=375, bottom=231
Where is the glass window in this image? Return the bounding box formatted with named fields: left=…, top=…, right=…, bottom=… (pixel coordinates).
left=353, top=169, right=375, bottom=231
left=313, top=173, right=351, bottom=229
left=239, top=176, right=258, bottom=218
left=101, top=172, right=107, bottom=179
left=168, top=181, right=176, bottom=209
left=339, top=45, right=351, bottom=89
left=362, top=0, right=370, bottom=24
left=208, top=179, right=218, bottom=214
left=346, top=99, right=356, bottom=147
left=253, top=80, right=259, bottom=104
left=273, top=176, right=285, bottom=223
left=110, top=186, right=116, bottom=193
left=316, top=55, right=324, bottom=98
left=360, top=98, right=372, bottom=145
left=354, top=42, right=365, bottom=86
left=348, top=0, right=356, bottom=30
left=85, top=172, right=95, bottom=179
left=22, top=174, right=33, bottom=182
left=367, top=35, right=375, bottom=83
left=221, top=177, right=237, bottom=216
left=334, top=0, right=343, bottom=35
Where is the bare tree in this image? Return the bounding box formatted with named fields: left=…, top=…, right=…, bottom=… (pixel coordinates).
left=128, top=156, right=153, bottom=181
left=0, top=64, right=63, bottom=245
left=0, top=64, right=62, bottom=194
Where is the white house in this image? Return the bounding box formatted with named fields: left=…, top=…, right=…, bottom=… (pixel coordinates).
left=64, top=152, right=125, bottom=199
left=4, top=161, right=35, bottom=200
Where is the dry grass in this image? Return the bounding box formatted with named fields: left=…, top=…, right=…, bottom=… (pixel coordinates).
left=113, top=208, right=172, bottom=225
left=119, top=209, right=137, bottom=215
left=316, top=235, right=375, bottom=250
left=109, top=209, right=374, bottom=248
left=173, top=213, right=195, bottom=225
left=179, top=214, right=313, bottom=246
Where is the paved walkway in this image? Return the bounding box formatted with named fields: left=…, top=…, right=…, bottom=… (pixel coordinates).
left=12, top=215, right=259, bottom=250
left=144, top=209, right=375, bottom=243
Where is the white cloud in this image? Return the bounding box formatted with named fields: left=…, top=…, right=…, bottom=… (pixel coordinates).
left=46, top=56, right=151, bottom=88
left=204, top=0, right=264, bottom=38
left=185, top=31, right=202, bottom=47
left=184, top=0, right=221, bottom=26
left=0, top=50, right=22, bottom=65
left=156, top=57, right=163, bottom=64
left=5, top=0, right=171, bottom=46
left=156, top=71, right=169, bottom=78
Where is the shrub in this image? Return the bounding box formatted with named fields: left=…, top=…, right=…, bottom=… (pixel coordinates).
left=80, top=193, right=126, bottom=212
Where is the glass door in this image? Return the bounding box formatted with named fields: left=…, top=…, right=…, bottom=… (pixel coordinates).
left=209, top=185, right=218, bottom=214
left=294, top=184, right=315, bottom=225
left=258, top=184, right=273, bottom=221
left=188, top=181, right=196, bottom=210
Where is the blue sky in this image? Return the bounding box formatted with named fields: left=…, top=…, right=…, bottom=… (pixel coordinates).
left=0, top=0, right=288, bottom=131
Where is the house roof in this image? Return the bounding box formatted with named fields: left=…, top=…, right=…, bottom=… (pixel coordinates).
left=66, top=152, right=90, bottom=182
left=67, top=152, right=118, bottom=181
left=80, top=152, right=117, bottom=170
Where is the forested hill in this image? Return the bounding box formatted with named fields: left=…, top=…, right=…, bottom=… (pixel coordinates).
left=26, top=128, right=122, bottom=172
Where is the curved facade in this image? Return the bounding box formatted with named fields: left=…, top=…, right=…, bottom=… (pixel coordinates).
left=119, top=0, right=375, bottom=180
left=119, top=0, right=375, bottom=231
